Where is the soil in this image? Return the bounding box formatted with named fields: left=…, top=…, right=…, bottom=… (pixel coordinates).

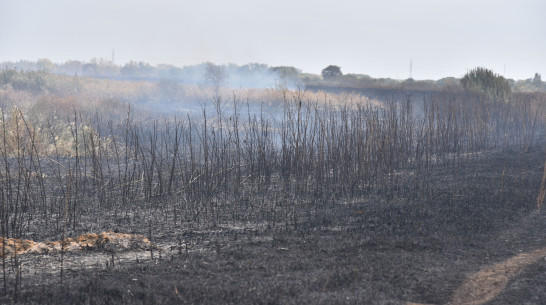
left=1, top=149, right=545, bottom=305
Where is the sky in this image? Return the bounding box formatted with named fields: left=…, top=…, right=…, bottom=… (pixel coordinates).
left=1, top=0, right=545, bottom=80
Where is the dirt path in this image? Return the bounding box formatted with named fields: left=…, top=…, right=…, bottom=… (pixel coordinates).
left=408, top=209, right=546, bottom=305
left=447, top=246, right=546, bottom=305
left=407, top=247, right=546, bottom=305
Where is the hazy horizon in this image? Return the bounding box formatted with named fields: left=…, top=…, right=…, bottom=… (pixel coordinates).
left=1, top=0, right=545, bottom=81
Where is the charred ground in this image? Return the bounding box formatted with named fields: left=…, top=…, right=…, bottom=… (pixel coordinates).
left=0, top=74, right=545, bottom=304
left=2, top=147, right=545, bottom=305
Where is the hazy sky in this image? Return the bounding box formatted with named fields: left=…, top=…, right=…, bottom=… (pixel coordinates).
left=1, top=0, right=545, bottom=80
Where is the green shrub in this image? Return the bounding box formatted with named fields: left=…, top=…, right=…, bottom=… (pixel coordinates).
left=460, top=67, right=511, bottom=101
left=0, top=69, right=49, bottom=94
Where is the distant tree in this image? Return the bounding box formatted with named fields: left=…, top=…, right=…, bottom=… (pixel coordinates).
left=533, top=73, right=542, bottom=88
left=82, top=63, right=98, bottom=77
left=61, top=60, right=84, bottom=76
left=238, top=63, right=269, bottom=74
left=437, top=77, right=460, bottom=87
left=205, top=62, right=227, bottom=97
left=121, top=61, right=156, bottom=80
left=157, top=64, right=184, bottom=80
left=460, top=67, right=511, bottom=101
left=321, top=65, right=342, bottom=80
left=270, top=66, right=301, bottom=88
left=271, top=66, right=300, bottom=79
left=0, top=69, right=48, bottom=93
left=36, top=58, right=54, bottom=72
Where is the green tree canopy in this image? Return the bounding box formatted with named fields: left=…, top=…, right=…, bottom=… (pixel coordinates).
left=321, top=65, right=342, bottom=80
left=460, top=67, right=511, bottom=101
left=270, top=66, right=300, bottom=80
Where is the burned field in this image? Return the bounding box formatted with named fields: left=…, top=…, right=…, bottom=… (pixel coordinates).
left=1, top=86, right=546, bottom=304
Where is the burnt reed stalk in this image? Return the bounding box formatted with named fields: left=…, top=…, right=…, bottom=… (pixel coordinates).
left=0, top=88, right=546, bottom=295
left=0, top=91, right=543, bottom=265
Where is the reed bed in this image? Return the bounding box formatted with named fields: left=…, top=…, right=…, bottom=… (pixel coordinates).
left=1, top=86, right=545, bottom=297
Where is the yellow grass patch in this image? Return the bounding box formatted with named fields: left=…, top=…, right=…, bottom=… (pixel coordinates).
left=0, top=231, right=152, bottom=257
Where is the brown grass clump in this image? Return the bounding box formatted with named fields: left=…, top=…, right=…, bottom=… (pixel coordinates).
left=0, top=232, right=153, bottom=257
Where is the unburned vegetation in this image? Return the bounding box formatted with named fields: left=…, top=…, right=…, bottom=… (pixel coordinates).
left=1, top=70, right=546, bottom=304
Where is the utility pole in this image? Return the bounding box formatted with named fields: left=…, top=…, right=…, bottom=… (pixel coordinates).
left=409, top=59, right=413, bottom=79
left=112, top=49, right=115, bottom=65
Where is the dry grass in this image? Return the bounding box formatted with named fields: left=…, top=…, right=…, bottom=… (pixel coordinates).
left=0, top=232, right=152, bottom=257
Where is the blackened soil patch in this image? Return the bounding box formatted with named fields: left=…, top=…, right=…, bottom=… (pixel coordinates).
left=2, top=150, right=546, bottom=304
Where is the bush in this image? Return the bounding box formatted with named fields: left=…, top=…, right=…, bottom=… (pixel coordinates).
left=0, top=69, right=49, bottom=94
left=460, top=67, right=511, bottom=101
